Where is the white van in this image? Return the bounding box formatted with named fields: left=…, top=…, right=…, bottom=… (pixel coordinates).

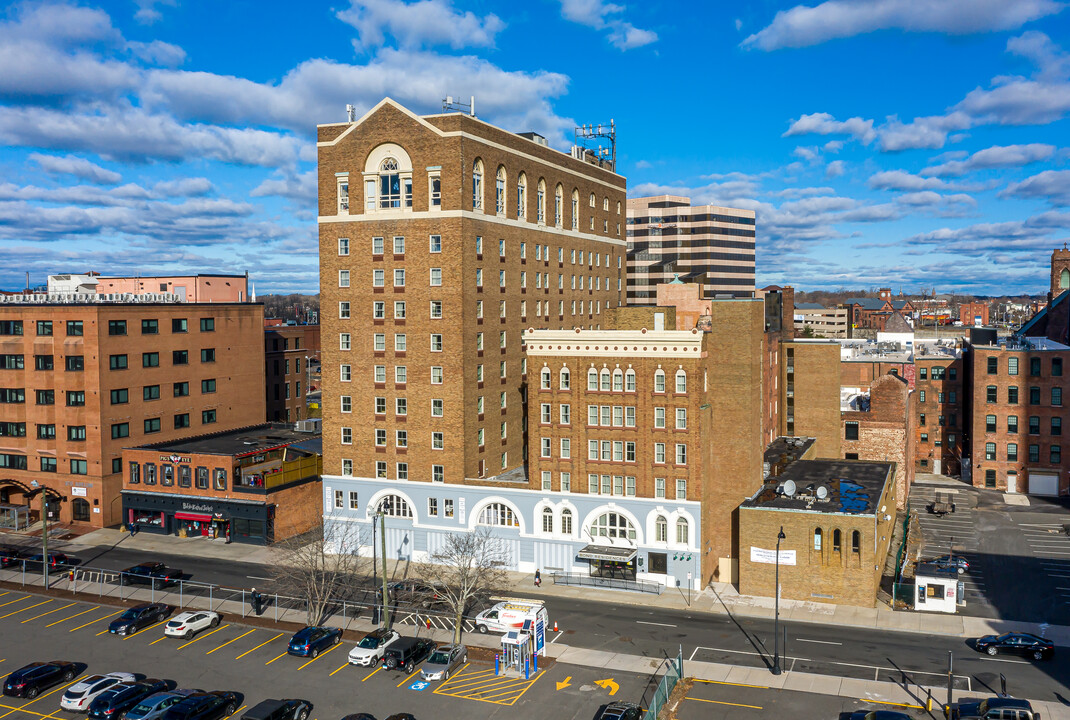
left=474, top=601, right=548, bottom=636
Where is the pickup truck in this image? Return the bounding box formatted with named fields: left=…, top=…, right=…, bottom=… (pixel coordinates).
left=946, top=696, right=1040, bottom=720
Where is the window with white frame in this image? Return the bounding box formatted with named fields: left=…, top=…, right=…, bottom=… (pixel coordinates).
left=396, top=429, right=407, bottom=448
left=428, top=498, right=438, bottom=517
left=342, top=460, right=353, bottom=477
left=561, top=474, right=571, bottom=494
left=429, top=234, right=442, bottom=252
left=394, top=334, right=406, bottom=352
left=625, top=406, right=635, bottom=427
left=339, top=301, right=350, bottom=319
left=429, top=175, right=441, bottom=209
left=394, top=269, right=405, bottom=287
left=541, top=438, right=551, bottom=458
left=376, top=494, right=413, bottom=517
left=676, top=478, right=687, bottom=500
left=373, top=366, right=385, bottom=383
left=432, top=465, right=444, bottom=483
left=571, top=189, right=579, bottom=230
left=394, top=301, right=405, bottom=319
left=676, top=519, right=689, bottom=543
left=395, top=398, right=407, bottom=415
left=338, top=238, right=350, bottom=256
left=431, top=399, right=443, bottom=417
left=341, top=333, right=352, bottom=350
left=560, top=367, right=570, bottom=389
left=340, top=396, right=352, bottom=413
left=393, top=236, right=405, bottom=254
left=373, top=301, right=385, bottom=319
left=394, top=366, right=406, bottom=384
left=560, top=404, right=570, bottom=424
left=655, top=443, right=666, bottom=463
left=477, top=502, right=519, bottom=527
left=561, top=438, right=570, bottom=458
left=536, top=178, right=546, bottom=223
left=430, top=334, right=443, bottom=352
left=655, top=478, right=666, bottom=498
left=472, top=159, right=484, bottom=210
left=341, top=364, right=352, bottom=382
left=375, top=429, right=386, bottom=446
left=372, top=334, right=383, bottom=351
left=676, top=408, right=687, bottom=429
left=339, top=270, right=350, bottom=288
left=430, top=300, right=443, bottom=319
left=540, top=403, right=551, bottom=423
left=654, top=370, right=665, bottom=392
left=516, top=173, right=527, bottom=218
left=496, top=166, right=506, bottom=215
left=372, top=237, right=384, bottom=254
left=373, top=269, right=384, bottom=287
left=337, top=177, right=349, bottom=213
left=431, top=366, right=443, bottom=384
left=376, top=157, right=411, bottom=208
left=676, top=444, right=687, bottom=465
left=590, top=512, right=635, bottom=540
left=675, top=369, right=687, bottom=393
left=375, top=461, right=387, bottom=478
left=341, top=426, right=352, bottom=444
left=431, top=431, right=443, bottom=450
left=430, top=268, right=442, bottom=286
left=542, top=506, right=553, bottom=532
left=655, top=515, right=668, bottom=543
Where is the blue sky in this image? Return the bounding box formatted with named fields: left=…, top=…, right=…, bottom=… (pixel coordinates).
left=1, top=0, right=1068, bottom=295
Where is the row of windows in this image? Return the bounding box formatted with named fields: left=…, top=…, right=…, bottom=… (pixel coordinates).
left=984, top=414, right=1061, bottom=435
left=339, top=267, right=619, bottom=293
left=987, top=355, right=1063, bottom=377
left=538, top=366, right=689, bottom=394
left=0, top=423, right=87, bottom=440
left=917, top=366, right=956, bottom=381
left=984, top=441, right=1061, bottom=463
left=111, top=411, right=216, bottom=439
left=109, top=380, right=217, bottom=405
left=985, top=385, right=1062, bottom=406
left=129, top=462, right=227, bottom=489
left=813, top=528, right=863, bottom=554
left=338, top=235, right=620, bottom=269
left=917, top=390, right=957, bottom=404
left=0, top=318, right=214, bottom=337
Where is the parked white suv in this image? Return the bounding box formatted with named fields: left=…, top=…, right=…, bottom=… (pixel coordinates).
left=164, top=611, right=220, bottom=639
left=347, top=628, right=400, bottom=666
left=60, top=673, right=136, bottom=712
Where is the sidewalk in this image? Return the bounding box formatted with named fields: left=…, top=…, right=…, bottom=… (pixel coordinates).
left=5, top=531, right=1070, bottom=719
left=58, top=526, right=1070, bottom=646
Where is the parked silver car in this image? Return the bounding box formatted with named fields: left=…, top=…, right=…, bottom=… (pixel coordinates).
left=419, top=644, right=467, bottom=682
left=123, top=690, right=201, bottom=720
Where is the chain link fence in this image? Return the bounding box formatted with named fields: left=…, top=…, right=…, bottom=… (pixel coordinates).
left=645, top=649, right=683, bottom=719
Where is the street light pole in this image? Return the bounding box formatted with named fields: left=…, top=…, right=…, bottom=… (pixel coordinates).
left=772, top=526, right=786, bottom=675
left=380, top=511, right=391, bottom=630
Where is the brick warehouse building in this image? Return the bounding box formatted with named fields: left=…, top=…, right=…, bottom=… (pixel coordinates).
left=914, top=347, right=964, bottom=476
left=264, top=323, right=321, bottom=422
left=0, top=291, right=266, bottom=528
left=318, top=99, right=628, bottom=566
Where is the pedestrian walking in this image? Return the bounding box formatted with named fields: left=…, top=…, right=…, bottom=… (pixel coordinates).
left=534, top=569, right=541, bottom=587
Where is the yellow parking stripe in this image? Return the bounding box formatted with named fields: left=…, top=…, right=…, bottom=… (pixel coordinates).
left=860, top=698, right=925, bottom=710
left=433, top=668, right=544, bottom=707
left=396, top=668, right=422, bottom=688
left=125, top=619, right=170, bottom=640
left=21, top=603, right=75, bottom=623
left=693, top=679, right=770, bottom=689
left=177, top=624, right=229, bottom=649
left=0, top=592, right=9, bottom=598
left=70, top=609, right=122, bottom=632
left=207, top=629, right=255, bottom=655
left=149, top=636, right=167, bottom=646
left=264, top=652, right=288, bottom=666
left=449, top=676, right=527, bottom=695
left=297, top=642, right=340, bottom=670
left=687, top=698, right=763, bottom=710
left=360, top=666, right=382, bottom=682
left=237, top=633, right=283, bottom=660
left=0, top=599, right=51, bottom=620
left=45, top=607, right=96, bottom=627
left=328, top=664, right=349, bottom=677
left=0, top=596, right=29, bottom=609
left=0, top=703, right=63, bottom=719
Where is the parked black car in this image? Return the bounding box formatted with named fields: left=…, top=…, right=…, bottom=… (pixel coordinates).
left=974, top=632, right=1054, bottom=660
left=947, top=696, right=1041, bottom=719
left=87, top=680, right=169, bottom=719
left=381, top=637, right=434, bottom=672
left=240, top=698, right=312, bottom=720
left=286, top=627, right=342, bottom=658
left=2, top=661, right=79, bottom=698
left=109, top=603, right=173, bottom=636
left=930, top=554, right=969, bottom=574
left=594, top=703, right=643, bottom=720
left=121, top=563, right=183, bottom=588
left=339, top=715, right=376, bottom=720
left=0, top=545, right=29, bottom=568
left=161, top=692, right=240, bottom=720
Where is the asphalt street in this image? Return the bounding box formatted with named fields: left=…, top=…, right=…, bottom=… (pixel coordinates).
left=10, top=541, right=1070, bottom=706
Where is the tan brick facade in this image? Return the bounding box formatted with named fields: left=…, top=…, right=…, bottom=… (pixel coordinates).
left=318, top=100, right=626, bottom=490
left=842, top=373, right=914, bottom=509
left=0, top=302, right=266, bottom=527
left=781, top=341, right=842, bottom=458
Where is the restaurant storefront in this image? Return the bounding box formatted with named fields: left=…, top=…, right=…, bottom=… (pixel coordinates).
left=121, top=491, right=275, bottom=545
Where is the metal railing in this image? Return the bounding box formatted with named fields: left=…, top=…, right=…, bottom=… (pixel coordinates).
left=645, top=649, right=683, bottom=719
left=551, top=571, right=663, bottom=594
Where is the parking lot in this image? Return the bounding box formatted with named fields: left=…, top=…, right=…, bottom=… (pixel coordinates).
left=674, top=679, right=925, bottom=720
left=909, top=480, right=1070, bottom=624
left=0, top=589, right=649, bottom=720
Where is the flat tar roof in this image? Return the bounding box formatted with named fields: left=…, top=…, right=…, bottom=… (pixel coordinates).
left=130, top=424, right=321, bottom=457
left=743, top=459, right=893, bottom=516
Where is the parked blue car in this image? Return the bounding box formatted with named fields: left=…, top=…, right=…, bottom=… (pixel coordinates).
left=286, top=626, right=342, bottom=658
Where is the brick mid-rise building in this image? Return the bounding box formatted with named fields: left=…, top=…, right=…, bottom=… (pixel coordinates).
left=265, top=323, right=321, bottom=422
left=0, top=290, right=265, bottom=528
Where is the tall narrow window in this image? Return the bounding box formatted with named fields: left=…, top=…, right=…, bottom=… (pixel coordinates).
left=516, top=173, right=527, bottom=219
left=495, top=166, right=506, bottom=215
left=472, top=159, right=484, bottom=210
left=554, top=184, right=563, bottom=227
left=571, top=189, right=579, bottom=230
left=536, top=178, right=546, bottom=224
left=378, top=157, right=404, bottom=208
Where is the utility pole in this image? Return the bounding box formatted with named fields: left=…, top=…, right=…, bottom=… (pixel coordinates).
left=380, top=511, right=391, bottom=630
left=772, top=526, right=786, bottom=675
left=41, top=491, right=48, bottom=588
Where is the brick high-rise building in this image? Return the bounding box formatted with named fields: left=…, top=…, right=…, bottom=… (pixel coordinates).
left=0, top=288, right=265, bottom=528
left=626, top=195, right=756, bottom=303
left=318, top=99, right=626, bottom=539
left=264, top=323, right=321, bottom=422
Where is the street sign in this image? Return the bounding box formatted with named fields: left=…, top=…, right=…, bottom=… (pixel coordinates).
left=408, top=681, right=430, bottom=692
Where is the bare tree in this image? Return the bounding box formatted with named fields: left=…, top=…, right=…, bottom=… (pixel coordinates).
left=416, top=528, right=509, bottom=645
left=271, top=518, right=367, bottom=626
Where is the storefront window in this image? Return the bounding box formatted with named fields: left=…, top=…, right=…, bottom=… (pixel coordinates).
left=178, top=466, right=191, bottom=487
left=214, top=468, right=227, bottom=491
left=161, top=464, right=174, bottom=486
left=129, top=509, right=164, bottom=528
left=144, top=463, right=156, bottom=485
left=128, top=462, right=140, bottom=484
left=196, top=467, right=209, bottom=489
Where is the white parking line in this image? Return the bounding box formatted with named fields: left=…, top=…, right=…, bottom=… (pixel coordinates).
left=796, top=639, right=842, bottom=645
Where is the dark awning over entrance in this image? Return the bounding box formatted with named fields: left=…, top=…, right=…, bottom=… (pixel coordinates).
left=576, top=544, right=637, bottom=563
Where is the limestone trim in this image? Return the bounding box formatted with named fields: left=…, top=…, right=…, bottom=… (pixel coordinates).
left=525, top=329, right=703, bottom=358
left=318, top=209, right=627, bottom=247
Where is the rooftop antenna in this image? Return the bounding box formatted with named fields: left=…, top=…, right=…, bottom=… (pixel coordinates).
left=442, top=95, right=476, bottom=117
left=346, top=104, right=356, bottom=122
left=574, top=119, right=617, bottom=171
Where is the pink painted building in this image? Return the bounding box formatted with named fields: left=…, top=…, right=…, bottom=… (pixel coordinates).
left=91, top=274, right=249, bottom=303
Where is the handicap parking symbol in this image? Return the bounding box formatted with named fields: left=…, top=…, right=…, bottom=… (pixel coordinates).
left=408, top=681, right=430, bottom=692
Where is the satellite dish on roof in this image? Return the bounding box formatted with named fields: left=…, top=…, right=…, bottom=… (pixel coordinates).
left=817, top=485, right=829, bottom=500
left=782, top=480, right=796, bottom=497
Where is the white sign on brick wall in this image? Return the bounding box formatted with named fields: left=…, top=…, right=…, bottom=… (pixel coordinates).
left=750, top=546, right=796, bottom=566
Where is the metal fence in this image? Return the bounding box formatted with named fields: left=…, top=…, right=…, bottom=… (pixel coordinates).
left=551, top=571, right=663, bottom=594
left=645, top=649, right=683, bottom=719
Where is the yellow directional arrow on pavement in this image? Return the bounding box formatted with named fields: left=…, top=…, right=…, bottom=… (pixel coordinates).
left=595, top=678, right=619, bottom=696
left=556, top=676, right=572, bottom=691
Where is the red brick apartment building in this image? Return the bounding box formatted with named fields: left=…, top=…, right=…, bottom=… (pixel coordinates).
left=914, top=349, right=964, bottom=476
left=0, top=291, right=265, bottom=528
left=318, top=98, right=626, bottom=487
left=264, top=324, right=321, bottom=422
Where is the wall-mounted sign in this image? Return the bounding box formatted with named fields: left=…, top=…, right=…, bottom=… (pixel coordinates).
left=71, top=487, right=87, bottom=497
left=181, top=502, right=213, bottom=512
left=161, top=455, right=191, bottom=464
left=750, top=546, right=797, bottom=566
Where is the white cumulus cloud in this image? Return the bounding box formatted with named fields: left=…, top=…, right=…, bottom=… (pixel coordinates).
left=337, top=0, right=504, bottom=51
left=30, top=153, right=121, bottom=184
